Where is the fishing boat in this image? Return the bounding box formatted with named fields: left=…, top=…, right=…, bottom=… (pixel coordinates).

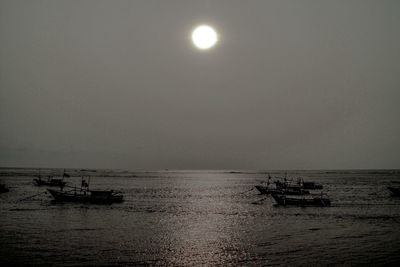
left=255, top=185, right=310, bottom=195
left=47, top=188, right=123, bottom=203
left=271, top=194, right=331, bottom=207
left=255, top=174, right=311, bottom=196
left=388, top=187, right=400, bottom=196
left=47, top=177, right=123, bottom=204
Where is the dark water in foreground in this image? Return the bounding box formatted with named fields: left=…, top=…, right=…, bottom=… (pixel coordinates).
left=1, top=168, right=400, bottom=266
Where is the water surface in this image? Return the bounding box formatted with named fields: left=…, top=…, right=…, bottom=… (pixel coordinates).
left=1, top=169, right=399, bottom=265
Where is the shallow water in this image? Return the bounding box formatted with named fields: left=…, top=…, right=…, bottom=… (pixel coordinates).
left=1, top=168, right=400, bottom=266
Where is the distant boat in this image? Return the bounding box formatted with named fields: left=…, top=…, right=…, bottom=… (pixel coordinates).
left=271, top=194, right=331, bottom=207
left=47, top=188, right=123, bottom=204
left=388, top=187, right=400, bottom=196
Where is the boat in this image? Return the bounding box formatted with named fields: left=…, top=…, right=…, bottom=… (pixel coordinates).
left=47, top=177, right=123, bottom=204
left=388, top=187, right=400, bottom=196
left=271, top=194, right=331, bottom=207
left=255, top=175, right=311, bottom=196
left=47, top=188, right=123, bottom=203
left=254, top=185, right=310, bottom=195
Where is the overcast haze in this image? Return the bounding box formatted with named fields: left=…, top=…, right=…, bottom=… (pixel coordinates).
left=1, top=0, right=399, bottom=170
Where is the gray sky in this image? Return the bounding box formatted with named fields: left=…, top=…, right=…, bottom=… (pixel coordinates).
left=1, top=0, right=399, bottom=170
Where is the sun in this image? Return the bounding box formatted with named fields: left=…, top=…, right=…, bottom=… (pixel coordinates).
left=191, top=25, right=218, bottom=50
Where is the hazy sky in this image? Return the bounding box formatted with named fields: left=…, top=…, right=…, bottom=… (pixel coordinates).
left=1, top=0, right=399, bottom=170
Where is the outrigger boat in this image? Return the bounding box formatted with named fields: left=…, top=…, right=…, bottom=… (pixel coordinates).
left=255, top=175, right=311, bottom=195
left=47, top=178, right=123, bottom=204
left=271, top=193, right=331, bottom=207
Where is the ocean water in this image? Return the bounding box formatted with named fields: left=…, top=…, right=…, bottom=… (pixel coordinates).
left=0, top=168, right=400, bottom=266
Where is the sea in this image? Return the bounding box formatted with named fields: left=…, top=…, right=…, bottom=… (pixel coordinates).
left=1, top=168, right=400, bottom=266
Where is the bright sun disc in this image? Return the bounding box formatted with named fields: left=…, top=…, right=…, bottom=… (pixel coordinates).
left=191, top=25, right=218, bottom=50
